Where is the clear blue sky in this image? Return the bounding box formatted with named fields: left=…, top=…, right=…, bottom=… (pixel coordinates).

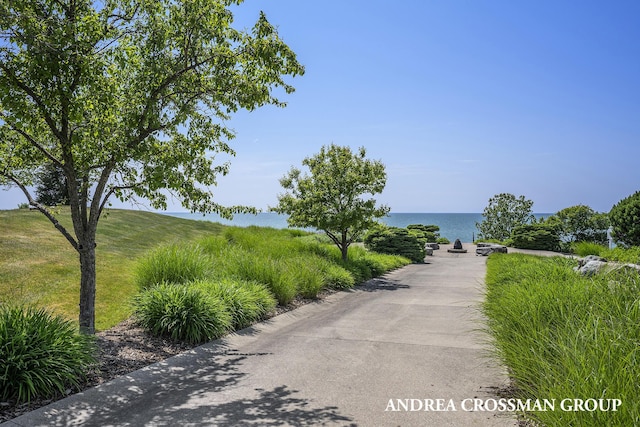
left=2, top=0, right=639, bottom=213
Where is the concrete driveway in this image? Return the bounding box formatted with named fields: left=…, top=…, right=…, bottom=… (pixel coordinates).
left=4, top=244, right=517, bottom=426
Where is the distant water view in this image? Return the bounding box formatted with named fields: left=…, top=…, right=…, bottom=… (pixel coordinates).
left=164, top=212, right=553, bottom=242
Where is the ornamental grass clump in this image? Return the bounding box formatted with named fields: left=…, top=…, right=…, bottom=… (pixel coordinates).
left=134, top=283, right=231, bottom=343
left=572, top=241, right=607, bottom=257
left=135, top=244, right=210, bottom=289
left=192, top=279, right=276, bottom=330
left=0, top=305, right=96, bottom=403
left=484, top=253, right=640, bottom=426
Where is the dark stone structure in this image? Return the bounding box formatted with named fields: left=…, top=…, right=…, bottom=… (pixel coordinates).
left=448, top=238, right=467, bottom=253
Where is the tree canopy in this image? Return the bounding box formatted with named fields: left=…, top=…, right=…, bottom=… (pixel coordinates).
left=0, top=0, right=303, bottom=333
left=476, top=193, right=535, bottom=242
left=273, top=144, right=389, bottom=260
left=609, top=191, right=640, bottom=247
left=546, top=204, right=609, bottom=245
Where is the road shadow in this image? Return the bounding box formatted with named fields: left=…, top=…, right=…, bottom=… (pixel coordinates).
left=356, top=276, right=410, bottom=292
left=25, top=344, right=355, bottom=427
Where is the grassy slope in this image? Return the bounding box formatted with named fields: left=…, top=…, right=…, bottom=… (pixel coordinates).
left=0, top=208, right=224, bottom=330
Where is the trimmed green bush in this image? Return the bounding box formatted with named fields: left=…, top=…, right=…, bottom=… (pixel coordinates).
left=609, top=190, right=640, bottom=247
left=510, top=223, right=560, bottom=251
left=136, top=244, right=210, bottom=289
left=134, top=283, right=231, bottom=343
left=364, top=227, right=425, bottom=263
left=0, top=305, right=96, bottom=403
left=436, top=237, right=450, bottom=244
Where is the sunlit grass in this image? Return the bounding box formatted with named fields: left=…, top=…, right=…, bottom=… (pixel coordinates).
left=484, top=253, right=640, bottom=426
left=0, top=209, right=223, bottom=330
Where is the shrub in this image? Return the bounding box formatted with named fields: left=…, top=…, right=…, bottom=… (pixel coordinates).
left=364, top=227, right=425, bottom=263
left=193, top=279, right=276, bottom=330
left=134, top=283, right=231, bottom=343
left=233, top=257, right=297, bottom=305
left=0, top=305, right=96, bottom=403
left=136, top=244, right=210, bottom=289
left=510, top=223, right=560, bottom=251
left=609, top=190, right=640, bottom=247
left=289, top=257, right=326, bottom=299
left=436, top=237, right=450, bottom=244
left=321, top=263, right=356, bottom=289
left=572, top=241, right=607, bottom=257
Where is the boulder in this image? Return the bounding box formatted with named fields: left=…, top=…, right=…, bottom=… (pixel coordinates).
left=575, top=260, right=608, bottom=276
left=475, top=244, right=508, bottom=256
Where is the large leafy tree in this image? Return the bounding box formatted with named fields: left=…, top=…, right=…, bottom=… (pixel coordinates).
left=476, top=193, right=535, bottom=242
left=273, top=144, right=389, bottom=261
left=546, top=204, right=609, bottom=245
left=0, top=0, right=304, bottom=333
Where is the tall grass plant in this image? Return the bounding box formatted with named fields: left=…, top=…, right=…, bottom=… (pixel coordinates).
left=484, top=253, right=640, bottom=426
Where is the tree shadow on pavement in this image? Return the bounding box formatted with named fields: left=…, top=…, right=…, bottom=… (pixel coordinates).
left=356, top=277, right=410, bottom=292
left=24, top=344, right=355, bottom=427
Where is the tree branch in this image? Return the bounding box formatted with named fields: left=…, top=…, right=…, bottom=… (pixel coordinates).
left=3, top=171, right=79, bottom=251
left=0, top=63, right=65, bottom=143
left=0, top=112, right=63, bottom=167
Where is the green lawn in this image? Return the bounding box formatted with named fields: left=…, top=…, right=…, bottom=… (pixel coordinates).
left=0, top=208, right=224, bottom=330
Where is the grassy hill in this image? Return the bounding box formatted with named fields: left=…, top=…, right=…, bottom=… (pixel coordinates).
left=0, top=208, right=224, bottom=330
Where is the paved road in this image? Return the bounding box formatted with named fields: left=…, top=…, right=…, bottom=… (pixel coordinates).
left=4, top=244, right=517, bottom=427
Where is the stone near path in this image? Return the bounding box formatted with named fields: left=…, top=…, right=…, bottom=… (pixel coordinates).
left=476, top=243, right=508, bottom=256
left=447, top=238, right=468, bottom=253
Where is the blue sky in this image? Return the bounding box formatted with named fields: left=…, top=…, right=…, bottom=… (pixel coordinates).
left=2, top=0, right=639, bottom=213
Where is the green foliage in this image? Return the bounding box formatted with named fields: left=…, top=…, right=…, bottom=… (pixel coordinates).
left=601, top=246, right=640, bottom=264
left=272, top=144, right=390, bottom=260
left=476, top=193, right=535, bottom=241
left=135, top=244, right=210, bottom=289
left=484, top=254, right=640, bottom=426
left=546, top=205, right=609, bottom=244
left=0, top=0, right=303, bottom=333
left=609, top=190, right=640, bottom=247
left=35, top=163, right=69, bottom=207
left=134, top=283, right=232, bottom=344
left=436, top=237, right=450, bottom=244
left=572, top=241, right=607, bottom=257
left=510, top=223, right=561, bottom=251
left=364, top=226, right=425, bottom=263
left=192, top=279, right=276, bottom=330
left=0, top=305, right=96, bottom=403
left=406, top=224, right=440, bottom=233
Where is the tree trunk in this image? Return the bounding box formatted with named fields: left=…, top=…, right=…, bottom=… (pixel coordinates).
left=78, top=237, right=97, bottom=335
left=341, top=231, right=349, bottom=261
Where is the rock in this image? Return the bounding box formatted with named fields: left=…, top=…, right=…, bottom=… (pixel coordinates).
left=425, top=247, right=434, bottom=256
left=577, top=260, right=608, bottom=276
left=476, top=244, right=508, bottom=256
left=453, top=239, right=463, bottom=250
left=582, top=255, right=607, bottom=264
left=426, top=243, right=440, bottom=250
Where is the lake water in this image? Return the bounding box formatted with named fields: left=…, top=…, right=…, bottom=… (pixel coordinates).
left=164, top=212, right=552, bottom=242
